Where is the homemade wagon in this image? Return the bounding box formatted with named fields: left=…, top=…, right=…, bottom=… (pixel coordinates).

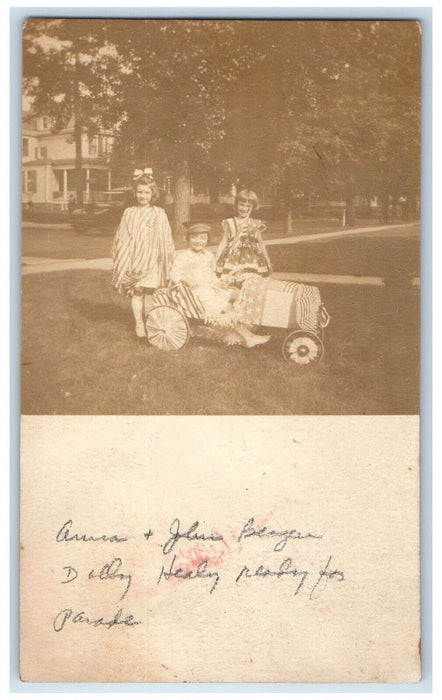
left=144, top=275, right=330, bottom=365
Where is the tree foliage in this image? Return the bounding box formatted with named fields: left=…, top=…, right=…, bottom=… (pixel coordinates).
left=105, top=20, right=262, bottom=232
left=23, top=19, right=421, bottom=225
left=23, top=19, right=128, bottom=204
left=217, top=20, right=421, bottom=211
left=23, top=19, right=125, bottom=133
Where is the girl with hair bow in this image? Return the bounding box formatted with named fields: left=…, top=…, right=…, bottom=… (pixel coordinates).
left=111, top=169, right=174, bottom=338
left=132, top=167, right=154, bottom=181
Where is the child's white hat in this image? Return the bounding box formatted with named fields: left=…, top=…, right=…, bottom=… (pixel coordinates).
left=183, top=221, right=212, bottom=242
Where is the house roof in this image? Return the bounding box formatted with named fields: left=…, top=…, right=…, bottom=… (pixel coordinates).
left=22, top=112, right=114, bottom=137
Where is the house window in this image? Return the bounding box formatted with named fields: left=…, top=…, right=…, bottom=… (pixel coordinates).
left=42, top=117, right=49, bottom=130
left=39, top=147, right=47, bottom=159
left=25, top=170, right=37, bottom=194
left=22, top=138, right=29, bottom=157
left=89, top=139, right=97, bottom=156
left=34, top=147, right=38, bottom=159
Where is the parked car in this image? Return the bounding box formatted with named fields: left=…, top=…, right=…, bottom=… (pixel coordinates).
left=70, top=204, right=128, bottom=235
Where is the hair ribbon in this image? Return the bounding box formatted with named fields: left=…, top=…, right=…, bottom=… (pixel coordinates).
left=133, top=167, right=154, bottom=181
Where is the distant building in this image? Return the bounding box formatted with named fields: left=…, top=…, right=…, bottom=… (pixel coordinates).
left=22, top=113, right=114, bottom=209
left=22, top=112, right=276, bottom=210
left=162, top=174, right=275, bottom=208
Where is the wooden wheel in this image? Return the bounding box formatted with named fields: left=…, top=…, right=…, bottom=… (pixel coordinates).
left=145, top=305, right=189, bottom=351
left=282, top=330, right=324, bottom=365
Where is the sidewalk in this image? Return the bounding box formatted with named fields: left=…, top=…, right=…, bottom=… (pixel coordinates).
left=22, top=257, right=111, bottom=274
left=22, top=222, right=419, bottom=284
left=263, top=222, right=417, bottom=247
left=23, top=221, right=74, bottom=230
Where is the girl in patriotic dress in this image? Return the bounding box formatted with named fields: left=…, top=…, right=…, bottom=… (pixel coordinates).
left=215, top=189, right=273, bottom=280
left=112, top=169, right=174, bottom=338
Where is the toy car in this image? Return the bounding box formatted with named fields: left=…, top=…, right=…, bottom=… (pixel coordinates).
left=144, top=275, right=330, bottom=365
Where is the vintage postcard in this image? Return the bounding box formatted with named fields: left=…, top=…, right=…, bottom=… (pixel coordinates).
left=20, top=18, right=421, bottom=683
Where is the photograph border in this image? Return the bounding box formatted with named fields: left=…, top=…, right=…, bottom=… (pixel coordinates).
left=10, top=5, right=432, bottom=693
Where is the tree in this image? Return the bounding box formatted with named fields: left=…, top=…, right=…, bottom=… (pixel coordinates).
left=23, top=19, right=126, bottom=206
left=211, top=20, right=421, bottom=228
left=106, top=20, right=261, bottom=235
left=275, top=21, right=422, bottom=225
left=23, top=19, right=421, bottom=231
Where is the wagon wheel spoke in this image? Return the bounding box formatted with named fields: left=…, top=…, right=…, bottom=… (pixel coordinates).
left=145, top=305, right=189, bottom=351
left=282, top=331, right=324, bottom=365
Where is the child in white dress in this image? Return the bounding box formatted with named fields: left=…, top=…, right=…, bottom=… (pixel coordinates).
left=170, top=223, right=270, bottom=347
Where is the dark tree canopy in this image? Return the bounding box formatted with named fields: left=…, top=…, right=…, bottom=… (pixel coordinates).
left=23, top=19, right=421, bottom=227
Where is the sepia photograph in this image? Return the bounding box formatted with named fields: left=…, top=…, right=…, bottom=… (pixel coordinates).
left=18, top=15, right=425, bottom=686
left=21, top=19, right=421, bottom=415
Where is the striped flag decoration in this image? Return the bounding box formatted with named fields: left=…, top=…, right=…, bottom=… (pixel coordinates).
left=287, top=283, right=322, bottom=332
left=152, top=282, right=206, bottom=320
left=237, top=276, right=323, bottom=331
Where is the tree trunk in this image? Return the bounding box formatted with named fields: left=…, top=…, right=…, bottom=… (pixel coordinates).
left=284, top=165, right=292, bottom=235
left=208, top=180, right=219, bottom=204
left=73, top=59, right=83, bottom=207
left=345, top=183, right=356, bottom=226
left=303, top=188, right=312, bottom=216
left=74, top=117, right=83, bottom=208
left=173, top=160, right=191, bottom=240
left=285, top=202, right=293, bottom=235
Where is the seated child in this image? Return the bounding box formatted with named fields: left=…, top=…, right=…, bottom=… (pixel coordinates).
left=170, top=222, right=270, bottom=348
left=170, top=222, right=234, bottom=317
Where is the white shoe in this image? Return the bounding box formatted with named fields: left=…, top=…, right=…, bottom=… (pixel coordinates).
left=244, top=334, right=271, bottom=348
left=135, top=322, right=146, bottom=338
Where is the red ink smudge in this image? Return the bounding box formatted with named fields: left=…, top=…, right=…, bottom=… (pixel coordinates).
left=171, top=535, right=230, bottom=582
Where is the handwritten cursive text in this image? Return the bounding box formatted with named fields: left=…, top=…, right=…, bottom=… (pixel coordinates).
left=157, top=554, right=220, bottom=594
left=162, top=518, right=223, bottom=556
left=53, top=607, right=141, bottom=632
left=56, top=520, right=127, bottom=544
left=238, top=517, right=322, bottom=551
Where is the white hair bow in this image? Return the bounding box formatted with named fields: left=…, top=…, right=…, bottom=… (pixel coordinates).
left=133, top=167, right=153, bottom=180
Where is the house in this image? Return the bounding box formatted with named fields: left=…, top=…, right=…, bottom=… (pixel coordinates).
left=22, top=113, right=114, bottom=209
left=22, top=111, right=277, bottom=211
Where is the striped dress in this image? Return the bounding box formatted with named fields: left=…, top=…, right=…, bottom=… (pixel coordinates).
left=111, top=205, right=174, bottom=295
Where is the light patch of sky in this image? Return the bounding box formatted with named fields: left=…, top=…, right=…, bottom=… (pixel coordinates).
left=23, top=95, right=33, bottom=110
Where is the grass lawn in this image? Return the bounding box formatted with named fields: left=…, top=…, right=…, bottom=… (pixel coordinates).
left=22, top=269, right=419, bottom=415
left=22, top=227, right=116, bottom=260
left=21, top=217, right=389, bottom=260
left=270, top=228, right=419, bottom=279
